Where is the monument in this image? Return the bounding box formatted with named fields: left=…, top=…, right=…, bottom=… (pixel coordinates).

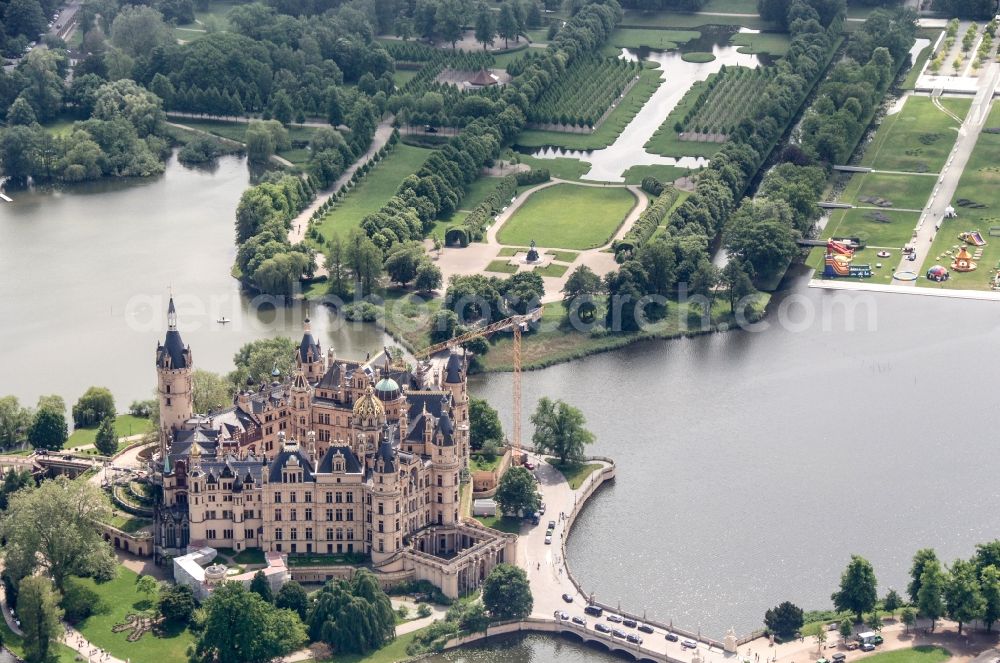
left=526, top=239, right=540, bottom=263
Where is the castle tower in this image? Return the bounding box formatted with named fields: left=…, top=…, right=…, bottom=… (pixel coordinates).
left=371, top=439, right=401, bottom=565
left=352, top=386, right=385, bottom=458
left=290, top=367, right=312, bottom=442
left=442, top=351, right=470, bottom=466
left=429, top=410, right=460, bottom=527
left=156, top=296, right=193, bottom=435
left=295, top=317, right=325, bottom=380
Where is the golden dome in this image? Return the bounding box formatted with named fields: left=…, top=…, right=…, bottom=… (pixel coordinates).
left=353, top=385, right=385, bottom=421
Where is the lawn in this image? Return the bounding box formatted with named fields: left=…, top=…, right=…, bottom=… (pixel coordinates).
left=861, top=96, right=970, bottom=173
left=536, top=263, right=569, bottom=277
left=0, top=616, right=79, bottom=662
left=857, top=646, right=950, bottom=663
left=619, top=9, right=774, bottom=30
left=74, top=567, right=195, bottom=663
left=459, top=176, right=504, bottom=211
left=623, top=164, right=692, bottom=185
left=311, top=627, right=422, bottom=663
left=492, top=47, right=531, bottom=70
left=901, top=41, right=935, bottom=90
left=66, top=414, right=154, bottom=448
left=392, top=68, right=419, bottom=87
left=516, top=154, right=593, bottom=181
left=172, top=119, right=319, bottom=147
left=515, top=66, right=663, bottom=151
left=475, top=515, right=523, bottom=534
left=42, top=116, right=76, bottom=137
left=497, top=184, right=636, bottom=250
left=486, top=259, right=518, bottom=274
left=702, top=0, right=758, bottom=11
left=608, top=27, right=699, bottom=50
left=105, top=514, right=154, bottom=533
left=310, top=144, right=432, bottom=244
left=469, top=454, right=501, bottom=472
left=730, top=31, right=791, bottom=55
left=822, top=207, right=920, bottom=250
left=918, top=110, right=1000, bottom=291
left=848, top=172, right=936, bottom=212
left=546, top=459, right=602, bottom=490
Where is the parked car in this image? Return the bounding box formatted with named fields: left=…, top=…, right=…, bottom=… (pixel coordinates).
left=424, top=125, right=438, bottom=133
left=872, top=636, right=883, bottom=645
left=861, top=644, right=875, bottom=652
left=817, top=658, right=830, bottom=663
left=595, top=623, right=611, bottom=633
left=832, top=653, right=846, bottom=662
left=561, top=593, right=574, bottom=603
left=626, top=633, right=643, bottom=645
left=845, top=642, right=859, bottom=651
left=665, top=632, right=679, bottom=642
left=606, top=614, right=623, bottom=623
left=572, top=616, right=587, bottom=626
left=638, top=624, right=654, bottom=634
left=523, top=461, right=535, bottom=470
left=584, top=605, right=604, bottom=617
left=622, top=618, right=637, bottom=628
left=612, top=629, right=627, bottom=639
left=544, top=534, right=552, bottom=545
left=539, top=502, right=546, bottom=514
left=555, top=610, right=569, bottom=621
left=682, top=639, right=698, bottom=649
left=548, top=520, right=556, bottom=530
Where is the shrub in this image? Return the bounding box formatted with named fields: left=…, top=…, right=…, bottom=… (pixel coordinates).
left=61, top=578, right=106, bottom=623
left=342, top=302, right=380, bottom=322
left=615, top=186, right=679, bottom=261
left=515, top=169, right=550, bottom=186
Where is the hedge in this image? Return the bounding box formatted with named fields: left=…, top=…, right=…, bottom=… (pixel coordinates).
left=455, top=174, right=519, bottom=243
left=516, top=168, right=550, bottom=186
left=614, top=186, right=679, bottom=261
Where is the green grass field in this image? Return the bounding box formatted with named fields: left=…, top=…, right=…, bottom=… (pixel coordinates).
left=486, top=259, right=518, bottom=274
left=702, top=0, right=758, bottom=11
left=516, top=154, right=593, bottom=181
left=620, top=9, right=774, bottom=30
left=492, top=47, right=531, bottom=70
left=66, top=414, right=154, bottom=448
left=608, top=27, right=699, bottom=50
left=498, top=184, right=635, bottom=249
left=849, top=172, right=936, bottom=211
left=823, top=207, right=920, bottom=250
left=546, top=459, right=602, bottom=489
left=862, top=96, right=970, bottom=173
left=855, top=647, right=950, bottom=663
left=730, top=31, right=791, bottom=55
left=623, top=164, right=692, bottom=185
left=310, top=144, right=431, bottom=244
left=459, top=176, right=505, bottom=210
left=310, top=628, right=423, bottom=663
left=536, top=262, right=569, bottom=277
left=474, top=515, right=523, bottom=533
left=901, top=41, right=936, bottom=90
left=392, top=68, right=419, bottom=87
left=918, top=103, right=1000, bottom=291
left=74, top=567, right=195, bottom=663
left=516, top=67, right=662, bottom=151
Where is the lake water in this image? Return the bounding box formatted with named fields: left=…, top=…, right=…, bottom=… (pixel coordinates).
left=0, top=154, right=388, bottom=408
left=3, top=131, right=1000, bottom=656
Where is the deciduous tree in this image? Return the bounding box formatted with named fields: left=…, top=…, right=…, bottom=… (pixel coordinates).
left=19, top=576, right=64, bottom=663
left=945, top=559, right=984, bottom=634
left=470, top=397, right=503, bottom=450
left=917, top=558, right=947, bottom=632
left=194, top=582, right=306, bottom=663
left=831, top=555, right=878, bottom=623
left=530, top=397, right=594, bottom=465
left=94, top=416, right=118, bottom=456
left=482, top=563, right=532, bottom=620
left=495, top=465, right=539, bottom=516
left=764, top=601, right=804, bottom=639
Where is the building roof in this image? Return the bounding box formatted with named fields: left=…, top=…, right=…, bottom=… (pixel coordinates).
left=468, top=69, right=497, bottom=86
left=316, top=445, right=363, bottom=474
left=375, top=440, right=396, bottom=474
left=157, top=297, right=189, bottom=369
left=297, top=318, right=321, bottom=363
left=445, top=352, right=464, bottom=384
left=353, top=385, right=385, bottom=420
left=268, top=446, right=315, bottom=483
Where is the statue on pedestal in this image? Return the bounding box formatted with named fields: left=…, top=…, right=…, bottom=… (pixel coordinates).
left=526, top=239, right=540, bottom=263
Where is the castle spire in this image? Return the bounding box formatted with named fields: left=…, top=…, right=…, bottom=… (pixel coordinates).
left=167, top=295, right=177, bottom=329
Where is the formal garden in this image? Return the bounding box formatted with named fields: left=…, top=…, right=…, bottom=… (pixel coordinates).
left=524, top=55, right=643, bottom=128
left=496, top=184, right=636, bottom=250
left=861, top=96, right=971, bottom=173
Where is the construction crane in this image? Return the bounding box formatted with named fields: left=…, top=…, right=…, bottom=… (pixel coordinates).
left=415, top=306, right=543, bottom=457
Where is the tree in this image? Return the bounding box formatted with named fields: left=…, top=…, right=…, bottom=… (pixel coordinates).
left=159, top=583, right=196, bottom=624
left=429, top=309, right=459, bottom=344
left=110, top=5, right=173, bottom=57
left=482, top=563, right=532, bottom=620
left=0, top=468, right=33, bottom=510
left=497, top=1, right=519, bottom=48
left=980, top=565, right=1000, bottom=632
left=764, top=601, right=803, bottom=639
left=384, top=243, right=423, bottom=286
left=801, top=621, right=826, bottom=652
left=0, top=396, right=32, bottom=449
left=474, top=2, right=495, bottom=49
left=28, top=407, right=67, bottom=451
left=275, top=581, right=308, bottom=620
left=720, top=259, right=755, bottom=313
left=900, top=607, right=917, bottom=633
left=561, top=264, right=601, bottom=315
left=193, top=370, right=233, bottom=414
left=246, top=123, right=276, bottom=164
left=194, top=582, right=306, bottom=663
left=434, top=0, right=465, bottom=49
left=917, top=559, right=947, bottom=632
left=344, top=230, right=383, bottom=295
left=230, top=337, right=297, bottom=388
left=865, top=609, right=882, bottom=633
left=883, top=588, right=902, bottom=615
left=8, top=96, right=39, bottom=126
left=725, top=203, right=800, bottom=283
left=831, top=555, right=878, bottom=623
left=945, top=558, right=984, bottom=634
left=94, top=416, right=118, bottom=456
left=414, top=261, right=442, bottom=293
left=470, top=397, right=503, bottom=450
left=530, top=397, right=594, bottom=465
left=495, top=466, right=539, bottom=516
left=307, top=573, right=395, bottom=655
left=838, top=618, right=853, bottom=642
left=18, top=576, right=64, bottom=663
left=250, top=570, right=274, bottom=603
left=1, top=475, right=116, bottom=589
left=0, top=125, right=41, bottom=183
left=908, top=548, right=939, bottom=604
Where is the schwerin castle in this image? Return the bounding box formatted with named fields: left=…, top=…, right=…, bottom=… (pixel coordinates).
left=152, top=298, right=514, bottom=597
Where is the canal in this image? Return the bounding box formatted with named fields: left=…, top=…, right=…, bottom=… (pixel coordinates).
left=2, top=153, right=1000, bottom=651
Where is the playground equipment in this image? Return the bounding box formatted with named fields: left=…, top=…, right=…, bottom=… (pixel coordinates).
left=951, top=246, right=977, bottom=272
left=945, top=205, right=957, bottom=219
left=958, top=231, right=987, bottom=246
left=823, top=239, right=871, bottom=278
left=926, top=264, right=950, bottom=282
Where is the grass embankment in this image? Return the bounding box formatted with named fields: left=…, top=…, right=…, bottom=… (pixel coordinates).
left=105, top=513, right=154, bottom=533
left=515, top=66, right=663, bottom=151
left=309, top=628, right=423, bottom=663
left=475, top=515, right=523, bottom=534
left=308, top=144, right=432, bottom=246
left=730, top=31, right=791, bottom=55
left=66, top=414, right=154, bottom=449
left=619, top=8, right=774, bottom=30
left=608, top=27, right=699, bottom=50
left=0, top=616, right=80, bottom=662
left=860, top=647, right=951, bottom=663
left=497, top=184, right=636, bottom=250
left=900, top=42, right=935, bottom=90
left=623, top=164, right=692, bottom=185
left=645, top=78, right=722, bottom=159
left=516, top=154, right=594, bottom=181
left=546, top=459, right=601, bottom=490
left=73, top=567, right=195, bottom=663
left=919, top=102, right=1000, bottom=291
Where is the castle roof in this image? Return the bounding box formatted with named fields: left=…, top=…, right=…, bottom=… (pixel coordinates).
left=445, top=352, right=464, bottom=384
left=297, top=317, right=321, bottom=363
left=156, top=297, right=189, bottom=369
left=268, top=446, right=315, bottom=483
left=317, top=445, right=363, bottom=474
left=375, top=439, right=396, bottom=474
left=353, top=385, right=385, bottom=420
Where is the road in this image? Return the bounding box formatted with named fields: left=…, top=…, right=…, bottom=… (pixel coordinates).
left=890, top=65, right=1000, bottom=285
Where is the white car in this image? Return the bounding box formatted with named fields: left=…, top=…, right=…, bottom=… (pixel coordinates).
left=544, top=534, right=552, bottom=544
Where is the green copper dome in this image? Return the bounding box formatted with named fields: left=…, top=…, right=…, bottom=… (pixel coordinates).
left=375, top=377, right=399, bottom=393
